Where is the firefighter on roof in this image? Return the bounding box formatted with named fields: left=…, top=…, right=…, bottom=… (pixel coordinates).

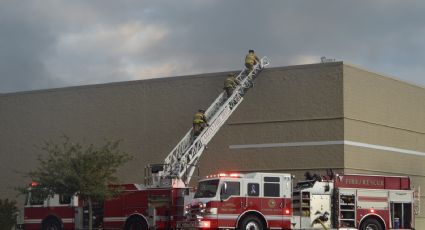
left=223, top=73, right=240, bottom=97
left=245, top=49, right=260, bottom=71
left=193, top=109, right=208, bottom=138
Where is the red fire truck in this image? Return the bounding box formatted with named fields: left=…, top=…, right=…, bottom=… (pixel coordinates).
left=21, top=57, right=271, bottom=230
left=23, top=182, right=190, bottom=229
left=178, top=172, right=420, bottom=230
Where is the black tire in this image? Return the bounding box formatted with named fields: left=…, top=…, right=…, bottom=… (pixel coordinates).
left=239, top=215, right=264, bottom=230
left=125, top=216, right=148, bottom=230
left=360, top=218, right=383, bottom=230
left=42, top=218, right=62, bottom=230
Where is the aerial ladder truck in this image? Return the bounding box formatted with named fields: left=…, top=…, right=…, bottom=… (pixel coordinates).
left=22, top=57, right=271, bottom=230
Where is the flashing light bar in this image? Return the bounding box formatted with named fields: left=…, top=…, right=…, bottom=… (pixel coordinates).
left=206, top=173, right=242, bottom=178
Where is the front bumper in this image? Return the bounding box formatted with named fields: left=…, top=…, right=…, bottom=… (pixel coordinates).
left=177, top=219, right=217, bottom=229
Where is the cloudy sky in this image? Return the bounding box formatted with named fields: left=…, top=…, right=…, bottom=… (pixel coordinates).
left=1, top=0, right=424, bottom=93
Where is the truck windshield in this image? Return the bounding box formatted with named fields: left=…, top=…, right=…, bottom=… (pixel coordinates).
left=27, top=189, right=46, bottom=205
left=195, top=179, right=219, bottom=198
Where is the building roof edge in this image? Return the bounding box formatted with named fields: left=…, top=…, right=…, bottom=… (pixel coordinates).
left=0, top=62, right=344, bottom=97
left=343, top=62, right=425, bottom=90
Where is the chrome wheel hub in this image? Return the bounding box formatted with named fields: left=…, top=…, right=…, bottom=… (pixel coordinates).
left=365, top=224, right=379, bottom=230
left=245, top=221, right=259, bottom=230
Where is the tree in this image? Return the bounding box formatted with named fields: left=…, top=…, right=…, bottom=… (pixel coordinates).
left=0, top=198, right=18, bottom=230
left=26, top=137, right=132, bottom=230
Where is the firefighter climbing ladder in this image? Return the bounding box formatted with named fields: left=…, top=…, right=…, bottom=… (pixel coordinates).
left=157, top=56, right=270, bottom=186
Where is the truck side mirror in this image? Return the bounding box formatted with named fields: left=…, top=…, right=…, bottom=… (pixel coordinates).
left=220, top=182, right=228, bottom=201
left=324, top=184, right=330, bottom=192
left=72, top=195, right=79, bottom=207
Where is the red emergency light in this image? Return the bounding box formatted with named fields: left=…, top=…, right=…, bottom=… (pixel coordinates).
left=30, top=181, right=39, bottom=187
left=285, top=209, right=290, bottom=215
left=370, top=208, right=375, bottom=213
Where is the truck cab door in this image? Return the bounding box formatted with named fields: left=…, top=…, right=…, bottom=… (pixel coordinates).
left=218, top=180, right=242, bottom=228
left=245, top=181, right=261, bottom=212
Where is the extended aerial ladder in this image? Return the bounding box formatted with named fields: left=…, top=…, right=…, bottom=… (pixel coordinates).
left=148, top=56, right=270, bottom=188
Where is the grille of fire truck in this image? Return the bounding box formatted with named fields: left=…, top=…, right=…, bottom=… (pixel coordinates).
left=159, top=56, right=270, bottom=185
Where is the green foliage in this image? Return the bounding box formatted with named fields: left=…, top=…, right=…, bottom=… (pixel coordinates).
left=24, top=137, right=132, bottom=229
left=28, top=136, right=132, bottom=201
left=0, top=198, right=18, bottom=230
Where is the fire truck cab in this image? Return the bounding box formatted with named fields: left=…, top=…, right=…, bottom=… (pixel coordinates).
left=179, top=172, right=294, bottom=229
left=23, top=184, right=97, bottom=229
left=180, top=172, right=419, bottom=230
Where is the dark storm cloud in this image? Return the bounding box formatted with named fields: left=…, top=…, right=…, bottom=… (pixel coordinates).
left=0, top=2, right=62, bottom=92
left=0, top=1, right=424, bottom=93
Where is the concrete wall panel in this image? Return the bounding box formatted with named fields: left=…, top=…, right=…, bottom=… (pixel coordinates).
left=344, top=145, right=425, bottom=176
left=344, top=118, right=425, bottom=153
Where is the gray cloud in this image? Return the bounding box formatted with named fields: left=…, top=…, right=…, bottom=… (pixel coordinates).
left=0, top=0, right=424, bottom=93
left=0, top=1, right=60, bottom=92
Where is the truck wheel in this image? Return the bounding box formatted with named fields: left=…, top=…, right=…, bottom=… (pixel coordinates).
left=125, top=216, right=148, bottom=230
left=360, top=218, right=383, bottom=230
left=240, top=215, right=264, bottom=230
left=42, top=218, right=62, bottom=230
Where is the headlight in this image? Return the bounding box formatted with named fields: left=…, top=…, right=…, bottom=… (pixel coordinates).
left=205, top=207, right=217, bottom=215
